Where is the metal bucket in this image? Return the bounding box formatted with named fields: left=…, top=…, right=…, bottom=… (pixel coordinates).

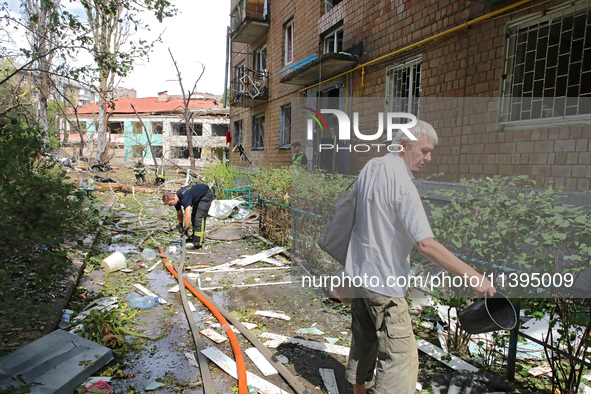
left=458, top=292, right=517, bottom=334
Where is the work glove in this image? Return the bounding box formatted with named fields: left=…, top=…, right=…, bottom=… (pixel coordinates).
left=176, top=223, right=187, bottom=235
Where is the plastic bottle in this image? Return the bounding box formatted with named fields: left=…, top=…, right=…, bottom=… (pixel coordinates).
left=127, top=292, right=159, bottom=309
left=141, top=248, right=156, bottom=261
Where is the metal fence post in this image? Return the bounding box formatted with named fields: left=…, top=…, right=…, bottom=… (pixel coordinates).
left=506, top=299, right=521, bottom=380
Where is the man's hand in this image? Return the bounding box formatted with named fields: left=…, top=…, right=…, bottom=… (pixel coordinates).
left=176, top=223, right=187, bottom=235
left=472, top=275, right=496, bottom=298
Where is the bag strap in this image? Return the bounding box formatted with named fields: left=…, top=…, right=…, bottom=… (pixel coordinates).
left=345, top=177, right=357, bottom=191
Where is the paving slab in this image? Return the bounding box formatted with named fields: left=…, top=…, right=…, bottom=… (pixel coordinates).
left=0, top=329, right=113, bottom=394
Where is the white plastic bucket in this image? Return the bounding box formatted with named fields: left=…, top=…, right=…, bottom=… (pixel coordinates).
left=102, top=252, right=126, bottom=273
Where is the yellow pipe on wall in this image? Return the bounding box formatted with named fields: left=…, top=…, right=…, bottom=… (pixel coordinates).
left=298, top=0, right=533, bottom=96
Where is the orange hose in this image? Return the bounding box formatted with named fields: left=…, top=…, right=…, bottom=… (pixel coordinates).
left=158, top=246, right=248, bottom=394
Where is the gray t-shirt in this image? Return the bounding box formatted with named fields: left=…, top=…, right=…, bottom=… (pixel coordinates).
left=345, top=153, right=434, bottom=297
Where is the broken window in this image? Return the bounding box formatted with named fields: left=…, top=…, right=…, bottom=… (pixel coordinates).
left=501, top=2, right=591, bottom=122
left=252, top=114, right=265, bottom=150
left=212, top=123, right=229, bottom=137
left=323, top=26, right=343, bottom=54
left=132, top=144, right=144, bottom=158
left=107, top=122, right=123, bottom=134
left=151, top=146, right=163, bottom=158
left=285, top=20, right=294, bottom=65
left=171, top=146, right=201, bottom=159
left=325, top=0, right=343, bottom=13
left=254, top=45, right=267, bottom=73
left=152, top=122, right=163, bottom=135
left=236, top=63, right=245, bottom=93
left=279, top=104, right=291, bottom=148
left=233, top=120, right=243, bottom=149
left=132, top=122, right=143, bottom=135
left=172, top=123, right=202, bottom=136
left=386, top=57, right=421, bottom=116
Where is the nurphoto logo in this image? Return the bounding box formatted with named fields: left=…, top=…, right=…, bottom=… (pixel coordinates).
left=304, top=108, right=418, bottom=153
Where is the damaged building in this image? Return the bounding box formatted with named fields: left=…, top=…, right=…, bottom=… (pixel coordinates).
left=61, top=91, right=230, bottom=167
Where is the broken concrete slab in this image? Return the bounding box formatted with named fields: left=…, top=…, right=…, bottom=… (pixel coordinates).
left=0, top=329, right=113, bottom=394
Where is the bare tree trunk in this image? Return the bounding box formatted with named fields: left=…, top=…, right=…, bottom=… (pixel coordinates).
left=97, top=100, right=107, bottom=161
left=168, top=48, right=204, bottom=173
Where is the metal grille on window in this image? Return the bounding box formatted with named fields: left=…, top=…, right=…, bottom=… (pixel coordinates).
left=386, top=58, right=421, bottom=116
left=502, top=2, right=591, bottom=122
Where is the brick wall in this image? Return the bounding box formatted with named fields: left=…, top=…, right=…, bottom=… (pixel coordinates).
left=229, top=0, right=591, bottom=191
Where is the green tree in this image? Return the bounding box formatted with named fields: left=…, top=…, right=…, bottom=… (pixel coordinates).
left=79, top=0, right=176, bottom=161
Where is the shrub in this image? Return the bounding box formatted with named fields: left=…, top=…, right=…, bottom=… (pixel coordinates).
left=424, top=175, right=591, bottom=393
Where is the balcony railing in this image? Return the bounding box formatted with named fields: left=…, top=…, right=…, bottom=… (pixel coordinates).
left=231, top=0, right=269, bottom=43
left=230, top=69, right=268, bottom=108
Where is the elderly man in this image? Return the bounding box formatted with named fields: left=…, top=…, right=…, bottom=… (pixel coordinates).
left=344, top=120, right=496, bottom=394
left=163, top=183, right=214, bottom=248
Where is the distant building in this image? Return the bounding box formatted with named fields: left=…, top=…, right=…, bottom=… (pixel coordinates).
left=112, top=87, right=137, bottom=99
left=61, top=91, right=230, bottom=167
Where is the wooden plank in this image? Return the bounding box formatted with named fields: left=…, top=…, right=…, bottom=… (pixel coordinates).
left=416, top=339, right=477, bottom=372
left=133, top=284, right=168, bottom=304
left=319, top=368, right=339, bottom=394
left=201, top=347, right=290, bottom=394
left=202, top=247, right=286, bottom=272
left=200, top=328, right=227, bottom=344
left=245, top=347, right=278, bottom=376
left=256, top=311, right=291, bottom=321
left=260, top=257, right=284, bottom=266
left=260, top=333, right=349, bottom=357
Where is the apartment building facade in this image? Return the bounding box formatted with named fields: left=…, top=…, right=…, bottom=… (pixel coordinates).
left=229, top=0, right=591, bottom=191
left=63, top=92, right=229, bottom=166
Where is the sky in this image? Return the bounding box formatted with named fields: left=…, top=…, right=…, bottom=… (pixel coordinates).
left=5, top=0, right=231, bottom=98
left=120, top=0, right=231, bottom=97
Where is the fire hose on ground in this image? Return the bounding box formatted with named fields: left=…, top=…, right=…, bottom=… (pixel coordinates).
left=154, top=239, right=309, bottom=394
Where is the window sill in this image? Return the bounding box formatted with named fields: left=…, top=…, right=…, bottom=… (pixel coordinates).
left=278, top=145, right=291, bottom=150
left=500, top=114, right=591, bottom=131
left=251, top=147, right=264, bottom=151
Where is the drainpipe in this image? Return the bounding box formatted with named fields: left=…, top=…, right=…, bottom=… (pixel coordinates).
left=298, top=0, right=533, bottom=96
left=223, top=26, right=231, bottom=108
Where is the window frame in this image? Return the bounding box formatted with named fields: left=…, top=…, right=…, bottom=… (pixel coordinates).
left=254, top=45, right=267, bottom=74
left=323, top=27, right=344, bottom=54
left=285, top=20, right=294, bottom=65
left=233, top=120, right=243, bottom=151
left=279, top=104, right=292, bottom=148
left=325, top=0, right=343, bottom=13
left=235, top=63, right=246, bottom=93
left=251, top=114, right=265, bottom=150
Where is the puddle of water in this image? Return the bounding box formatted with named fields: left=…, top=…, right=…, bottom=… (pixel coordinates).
left=111, top=234, right=132, bottom=242
left=99, top=243, right=139, bottom=254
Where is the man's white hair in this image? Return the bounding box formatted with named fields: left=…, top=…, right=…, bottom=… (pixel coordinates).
left=391, top=119, right=438, bottom=148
